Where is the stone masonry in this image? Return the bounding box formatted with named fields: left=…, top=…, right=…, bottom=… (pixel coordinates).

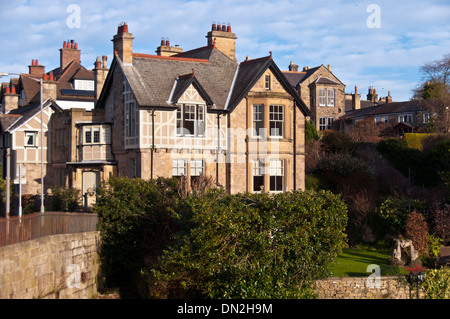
left=0, top=231, right=100, bottom=299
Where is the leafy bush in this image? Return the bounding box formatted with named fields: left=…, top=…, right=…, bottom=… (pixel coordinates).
left=378, top=196, right=427, bottom=235
left=321, top=131, right=354, bottom=154
left=404, top=133, right=433, bottom=151
left=49, top=186, right=81, bottom=212
left=317, top=153, right=369, bottom=177
left=305, top=119, right=321, bottom=141
left=422, top=267, right=450, bottom=299
left=148, top=189, right=348, bottom=299
left=94, top=176, right=181, bottom=286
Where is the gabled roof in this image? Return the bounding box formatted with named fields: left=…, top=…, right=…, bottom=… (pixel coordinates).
left=2, top=99, right=61, bottom=133
left=169, top=72, right=214, bottom=106
left=226, top=56, right=310, bottom=116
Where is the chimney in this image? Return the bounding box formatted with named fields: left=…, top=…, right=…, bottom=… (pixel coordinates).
left=112, top=22, right=134, bottom=65
left=156, top=37, right=183, bottom=57
left=328, top=64, right=331, bottom=71
left=352, top=86, right=361, bottom=110
left=60, top=39, right=81, bottom=69
left=386, top=90, right=392, bottom=103
left=289, top=61, right=299, bottom=72
left=206, top=22, right=237, bottom=61
left=367, top=87, right=378, bottom=102
left=2, top=84, right=19, bottom=114
left=41, top=72, right=57, bottom=101
left=29, top=59, right=45, bottom=76
left=94, top=56, right=109, bottom=102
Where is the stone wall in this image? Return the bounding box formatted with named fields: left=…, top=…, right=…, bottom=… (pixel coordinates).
left=314, top=276, right=420, bottom=299
left=0, top=231, right=100, bottom=299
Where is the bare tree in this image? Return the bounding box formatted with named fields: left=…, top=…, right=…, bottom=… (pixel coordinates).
left=413, top=53, right=450, bottom=133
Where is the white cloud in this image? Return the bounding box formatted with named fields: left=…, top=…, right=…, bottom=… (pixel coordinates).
left=0, top=0, right=449, bottom=101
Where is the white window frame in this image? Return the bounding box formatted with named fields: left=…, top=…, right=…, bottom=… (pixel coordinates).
left=252, top=159, right=265, bottom=192
left=269, top=159, right=284, bottom=193
left=172, top=159, right=187, bottom=177
left=327, top=89, right=335, bottom=106
left=176, top=104, right=205, bottom=137
left=265, top=74, right=271, bottom=90
left=399, top=114, right=413, bottom=123
left=74, top=79, right=95, bottom=91
left=24, top=131, right=38, bottom=147
left=319, top=88, right=327, bottom=106
left=319, top=117, right=327, bottom=131
left=190, top=159, right=204, bottom=177
left=269, top=104, right=284, bottom=138
left=252, top=104, right=264, bottom=137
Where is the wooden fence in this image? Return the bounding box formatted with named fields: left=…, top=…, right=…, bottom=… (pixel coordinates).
left=0, top=212, right=98, bottom=247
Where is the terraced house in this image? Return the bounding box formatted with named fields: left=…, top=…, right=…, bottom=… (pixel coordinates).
left=96, top=22, right=310, bottom=194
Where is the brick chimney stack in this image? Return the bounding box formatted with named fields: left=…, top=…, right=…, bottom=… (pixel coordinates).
left=2, top=83, right=19, bottom=114
left=352, top=86, right=361, bottom=110
left=60, top=40, right=81, bottom=69
left=112, top=22, right=134, bottom=65
left=156, top=37, right=183, bottom=57
left=206, top=22, right=237, bottom=61
left=29, top=59, right=45, bottom=76
left=288, top=61, right=299, bottom=72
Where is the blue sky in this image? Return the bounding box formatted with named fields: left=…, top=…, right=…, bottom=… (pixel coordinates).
left=1, top=0, right=449, bottom=101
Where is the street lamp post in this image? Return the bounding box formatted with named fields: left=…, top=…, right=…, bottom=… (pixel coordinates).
left=407, top=270, right=425, bottom=299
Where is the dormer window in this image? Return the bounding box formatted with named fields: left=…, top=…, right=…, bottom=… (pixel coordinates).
left=74, top=79, right=94, bottom=91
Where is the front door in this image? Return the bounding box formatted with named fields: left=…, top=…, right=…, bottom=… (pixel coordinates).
left=82, top=171, right=100, bottom=208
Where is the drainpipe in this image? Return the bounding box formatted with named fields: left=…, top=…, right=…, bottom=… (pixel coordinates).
left=293, top=100, right=297, bottom=190
left=151, top=108, right=155, bottom=179
left=216, top=112, right=220, bottom=185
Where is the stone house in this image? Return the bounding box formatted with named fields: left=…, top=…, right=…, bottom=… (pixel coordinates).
left=0, top=41, right=108, bottom=210
left=282, top=63, right=346, bottom=132
left=95, top=22, right=310, bottom=194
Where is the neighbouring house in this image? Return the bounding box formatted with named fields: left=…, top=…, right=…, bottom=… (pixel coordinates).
left=0, top=41, right=108, bottom=212
left=339, top=99, right=428, bottom=135
left=282, top=62, right=346, bottom=132
left=95, top=22, right=310, bottom=194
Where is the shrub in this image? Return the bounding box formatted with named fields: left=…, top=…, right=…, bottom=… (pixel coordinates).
left=94, top=176, right=181, bottom=286
left=49, top=186, right=81, bottom=212
left=305, top=119, right=321, bottom=141
left=422, top=267, right=450, bottom=299
left=149, top=189, right=348, bottom=299
left=404, top=133, right=433, bottom=151
left=378, top=196, right=427, bottom=235
left=321, top=131, right=354, bottom=154
left=405, top=211, right=429, bottom=255
left=317, top=153, right=369, bottom=177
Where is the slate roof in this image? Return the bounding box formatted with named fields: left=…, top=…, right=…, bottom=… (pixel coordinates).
left=99, top=46, right=310, bottom=116
left=342, top=100, right=422, bottom=121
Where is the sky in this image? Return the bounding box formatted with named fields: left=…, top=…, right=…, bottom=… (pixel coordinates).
left=1, top=0, right=449, bottom=102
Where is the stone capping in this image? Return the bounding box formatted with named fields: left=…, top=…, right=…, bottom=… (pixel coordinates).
left=314, top=275, right=421, bottom=299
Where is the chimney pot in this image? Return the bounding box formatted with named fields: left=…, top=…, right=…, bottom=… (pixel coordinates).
left=5, top=86, right=10, bottom=94
left=355, top=86, right=358, bottom=94
left=161, top=38, right=165, bottom=46
left=11, top=85, right=16, bottom=94
left=328, top=64, right=331, bottom=70
left=74, top=42, right=78, bottom=50
left=166, top=39, right=170, bottom=47
left=32, top=59, right=35, bottom=66
left=212, top=22, right=216, bottom=31
left=102, top=55, right=107, bottom=68
left=221, top=23, right=226, bottom=31
left=122, top=23, right=128, bottom=33
left=43, top=73, right=48, bottom=81
left=49, top=73, right=54, bottom=81
left=227, top=23, right=231, bottom=32
left=36, top=60, right=38, bottom=65
left=63, top=41, right=66, bottom=48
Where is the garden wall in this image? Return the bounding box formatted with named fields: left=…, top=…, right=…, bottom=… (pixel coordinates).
left=0, top=231, right=101, bottom=299
left=315, top=276, right=421, bottom=299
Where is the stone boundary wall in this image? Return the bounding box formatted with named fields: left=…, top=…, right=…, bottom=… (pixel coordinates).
left=0, top=231, right=101, bottom=299
left=315, top=276, right=421, bottom=299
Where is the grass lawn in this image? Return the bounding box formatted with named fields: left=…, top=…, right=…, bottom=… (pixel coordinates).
left=329, top=247, right=407, bottom=277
